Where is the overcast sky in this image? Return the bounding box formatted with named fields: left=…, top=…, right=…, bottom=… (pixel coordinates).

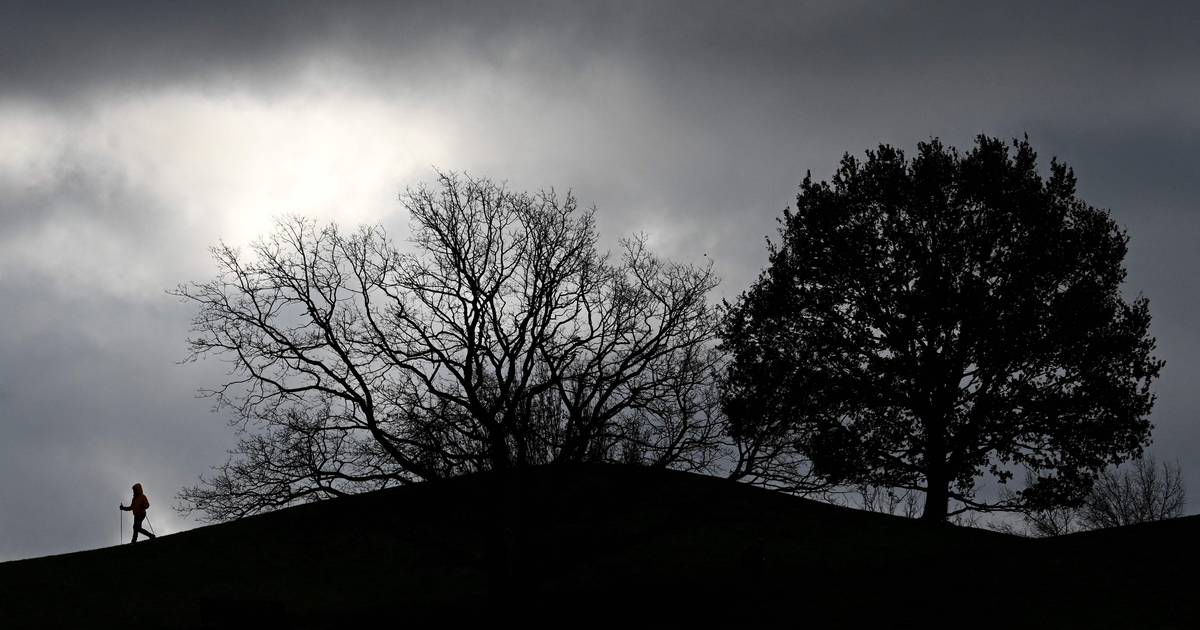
left=2, top=1, right=1198, bottom=560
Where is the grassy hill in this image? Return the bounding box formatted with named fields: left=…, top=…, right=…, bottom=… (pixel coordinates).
left=0, top=464, right=1195, bottom=628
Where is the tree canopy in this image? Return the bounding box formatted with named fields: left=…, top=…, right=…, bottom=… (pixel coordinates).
left=721, top=136, right=1163, bottom=522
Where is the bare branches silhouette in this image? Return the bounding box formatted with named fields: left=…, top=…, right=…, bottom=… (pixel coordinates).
left=1012, top=455, right=1187, bottom=536
left=176, top=173, right=722, bottom=520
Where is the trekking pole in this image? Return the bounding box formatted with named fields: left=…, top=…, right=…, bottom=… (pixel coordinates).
left=145, top=515, right=156, bottom=536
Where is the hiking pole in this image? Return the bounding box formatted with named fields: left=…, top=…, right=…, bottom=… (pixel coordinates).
left=145, top=516, right=156, bottom=536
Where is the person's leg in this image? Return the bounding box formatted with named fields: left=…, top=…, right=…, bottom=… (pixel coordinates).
left=134, top=515, right=155, bottom=540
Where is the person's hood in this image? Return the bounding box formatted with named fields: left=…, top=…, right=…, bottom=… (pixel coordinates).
left=132, top=483, right=143, bottom=496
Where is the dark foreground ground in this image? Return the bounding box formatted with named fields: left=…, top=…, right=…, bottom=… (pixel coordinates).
left=0, top=464, right=1196, bottom=628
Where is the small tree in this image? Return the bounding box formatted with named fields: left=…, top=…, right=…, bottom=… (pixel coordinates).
left=722, top=136, right=1163, bottom=522
left=175, top=173, right=721, bottom=520
left=1016, top=503, right=1082, bottom=538
left=1010, top=455, right=1185, bottom=536
left=1082, top=455, right=1186, bottom=529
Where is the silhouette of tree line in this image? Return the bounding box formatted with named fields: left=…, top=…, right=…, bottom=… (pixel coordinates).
left=176, top=136, right=1175, bottom=528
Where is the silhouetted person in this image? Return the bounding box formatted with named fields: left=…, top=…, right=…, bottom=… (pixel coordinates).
left=120, top=483, right=156, bottom=543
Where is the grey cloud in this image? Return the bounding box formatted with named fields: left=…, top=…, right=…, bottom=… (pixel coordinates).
left=1, top=1, right=615, bottom=103
left=6, top=2, right=1198, bottom=107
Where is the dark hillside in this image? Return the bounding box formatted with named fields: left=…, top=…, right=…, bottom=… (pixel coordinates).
left=0, top=465, right=1194, bottom=628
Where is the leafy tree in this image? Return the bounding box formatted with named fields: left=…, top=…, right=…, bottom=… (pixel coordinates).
left=721, top=136, right=1163, bottom=522
left=175, top=173, right=721, bottom=520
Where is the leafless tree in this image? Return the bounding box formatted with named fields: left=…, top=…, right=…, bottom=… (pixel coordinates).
left=613, top=344, right=729, bottom=473
left=1081, top=455, right=1186, bottom=529
left=853, top=484, right=923, bottom=519
left=1001, top=455, right=1186, bottom=537
left=1016, top=505, right=1081, bottom=537
left=175, top=173, right=721, bottom=520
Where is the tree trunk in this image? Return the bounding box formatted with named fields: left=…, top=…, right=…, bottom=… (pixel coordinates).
left=489, top=430, right=512, bottom=470
left=921, top=414, right=950, bottom=523
left=921, top=472, right=949, bottom=523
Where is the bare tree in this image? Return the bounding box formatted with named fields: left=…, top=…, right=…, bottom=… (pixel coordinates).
left=613, top=344, right=729, bottom=473
left=853, top=484, right=923, bottom=519
left=1017, top=505, right=1082, bottom=537
left=174, top=173, right=721, bottom=520
left=1002, top=455, right=1186, bottom=536
left=1081, top=455, right=1186, bottom=529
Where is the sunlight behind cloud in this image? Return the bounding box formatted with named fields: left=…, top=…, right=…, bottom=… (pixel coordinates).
left=94, top=88, right=454, bottom=245
left=0, top=88, right=455, bottom=301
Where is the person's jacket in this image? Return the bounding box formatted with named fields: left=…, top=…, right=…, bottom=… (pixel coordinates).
left=128, top=484, right=149, bottom=518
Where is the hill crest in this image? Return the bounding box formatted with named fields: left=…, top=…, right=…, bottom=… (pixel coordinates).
left=0, top=464, right=1194, bottom=628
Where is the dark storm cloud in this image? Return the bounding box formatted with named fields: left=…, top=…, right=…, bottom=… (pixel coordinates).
left=1, top=0, right=327, bottom=99
left=0, top=0, right=616, bottom=102
left=9, top=2, right=1195, bottom=110
left=3, top=1, right=1200, bottom=559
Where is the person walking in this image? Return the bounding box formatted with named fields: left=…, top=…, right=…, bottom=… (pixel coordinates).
left=120, top=483, right=156, bottom=543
